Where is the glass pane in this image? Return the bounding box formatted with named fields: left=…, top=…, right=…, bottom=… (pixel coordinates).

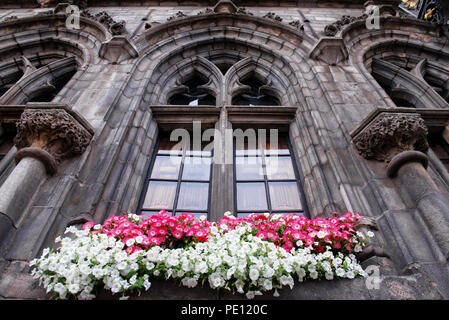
left=237, top=213, right=253, bottom=218
left=142, top=181, right=177, bottom=210
left=176, top=182, right=209, bottom=211
left=141, top=211, right=172, bottom=218
left=150, top=156, right=182, bottom=180
left=235, top=156, right=264, bottom=181
left=175, top=212, right=208, bottom=220
left=157, top=135, right=184, bottom=155
left=182, top=157, right=211, bottom=181
left=265, top=156, right=296, bottom=180
left=235, top=135, right=262, bottom=157
left=236, top=182, right=268, bottom=211
left=269, top=181, right=303, bottom=211
left=265, top=134, right=290, bottom=156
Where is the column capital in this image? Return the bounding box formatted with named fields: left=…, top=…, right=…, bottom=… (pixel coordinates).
left=14, top=107, right=93, bottom=173
left=352, top=111, right=429, bottom=163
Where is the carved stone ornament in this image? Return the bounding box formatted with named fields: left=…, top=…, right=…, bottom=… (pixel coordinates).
left=197, top=8, right=214, bottom=16
left=324, top=14, right=368, bottom=37
left=263, top=12, right=283, bottom=22
left=14, top=108, right=92, bottom=168
left=167, top=11, right=188, bottom=22
left=352, top=112, right=429, bottom=162
left=81, top=10, right=127, bottom=35
left=161, top=1, right=297, bottom=31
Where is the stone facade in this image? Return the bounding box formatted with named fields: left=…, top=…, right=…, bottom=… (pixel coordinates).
left=1, top=0, right=449, bottom=300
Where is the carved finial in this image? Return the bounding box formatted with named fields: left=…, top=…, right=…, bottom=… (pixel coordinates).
left=213, top=0, right=238, bottom=14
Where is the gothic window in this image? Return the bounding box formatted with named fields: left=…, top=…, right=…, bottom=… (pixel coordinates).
left=0, top=68, right=23, bottom=97
left=429, top=133, right=449, bottom=172
left=0, top=124, right=14, bottom=162
left=0, top=55, right=77, bottom=104
left=232, top=75, right=281, bottom=106
left=143, top=49, right=302, bottom=220
left=139, top=133, right=213, bottom=219
left=371, top=57, right=449, bottom=109
left=233, top=132, right=307, bottom=217
left=28, top=69, right=77, bottom=103
left=168, top=74, right=216, bottom=106
left=148, top=52, right=292, bottom=106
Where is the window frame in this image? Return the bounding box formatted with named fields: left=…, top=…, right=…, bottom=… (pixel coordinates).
left=137, top=133, right=214, bottom=219
left=232, top=133, right=309, bottom=218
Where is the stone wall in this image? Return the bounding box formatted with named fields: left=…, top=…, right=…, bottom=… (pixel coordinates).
left=1, top=0, right=449, bottom=300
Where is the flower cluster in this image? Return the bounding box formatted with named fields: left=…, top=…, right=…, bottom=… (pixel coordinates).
left=84, top=211, right=212, bottom=254
left=30, top=212, right=374, bottom=300
left=219, top=212, right=365, bottom=254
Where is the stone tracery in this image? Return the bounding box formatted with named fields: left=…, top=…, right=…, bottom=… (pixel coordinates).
left=1, top=0, right=449, bottom=300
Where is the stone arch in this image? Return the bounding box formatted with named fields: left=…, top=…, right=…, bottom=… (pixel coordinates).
left=224, top=57, right=284, bottom=106
left=136, top=10, right=314, bottom=54
left=0, top=13, right=108, bottom=105
left=149, top=55, right=222, bottom=106
left=371, top=57, right=448, bottom=109
left=0, top=15, right=106, bottom=65
left=0, top=57, right=77, bottom=105
left=144, top=37, right=301, bottom=107
left=94, top=18, right=363, bottom=223
left=341, top=15, right=449, bottom=109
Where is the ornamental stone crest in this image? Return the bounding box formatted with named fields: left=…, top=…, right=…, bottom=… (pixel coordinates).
left=157, top=0, right=302, bottom=33
left=81, top=10, right=127, bottom=35
left=352, top=112, right=429, bottom=162
left=324, top=14, right=369, bottom=36
left=14, top=108, right=93, bottom=166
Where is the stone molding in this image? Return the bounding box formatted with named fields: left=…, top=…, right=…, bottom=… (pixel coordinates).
left=351, top=111, right=429, bottom=162
left=13, top=107, right=93, bottom=170
left=386, top=150, right=429, bottom=178
left=149, top=0, right=304, bottom=34
left=14, top=147, right=57, bottom=175
left=309, top=37, right=349, bottom=65
left=99, top=36, right=139, bottom=64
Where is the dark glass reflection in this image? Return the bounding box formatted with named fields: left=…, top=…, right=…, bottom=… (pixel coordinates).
left=0, top=123, right=15, bottom=161
left=232, top=77, right=280, bottom=106
left=0, top=70, right=24, bottom=97
left=424, top=75, right=449, bottom=104
left=168, top=77, right=216, bottom=106
left=28, top=70, right=76, bottom=102
left=429, top=133, right=449, bottom=172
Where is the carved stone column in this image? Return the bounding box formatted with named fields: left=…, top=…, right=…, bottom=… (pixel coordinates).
left=0, top=107, right=92, bottom=237
left=352, top=111, right=449, bottom=257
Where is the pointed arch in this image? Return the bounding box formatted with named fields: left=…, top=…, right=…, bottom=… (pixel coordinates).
left=149, top=55, right=222, bottom=105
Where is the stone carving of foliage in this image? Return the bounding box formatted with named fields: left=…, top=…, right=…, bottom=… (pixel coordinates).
left=14, top=109, right=92, bottom=163
left=324, top=14, right=368, bottom=37
left=352, top=113, right=429, bottom=162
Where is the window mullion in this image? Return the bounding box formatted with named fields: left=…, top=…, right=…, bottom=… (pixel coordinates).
left=262, top=152, right=272, bottom=214
left=172, top=141, right=187, bottom=216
